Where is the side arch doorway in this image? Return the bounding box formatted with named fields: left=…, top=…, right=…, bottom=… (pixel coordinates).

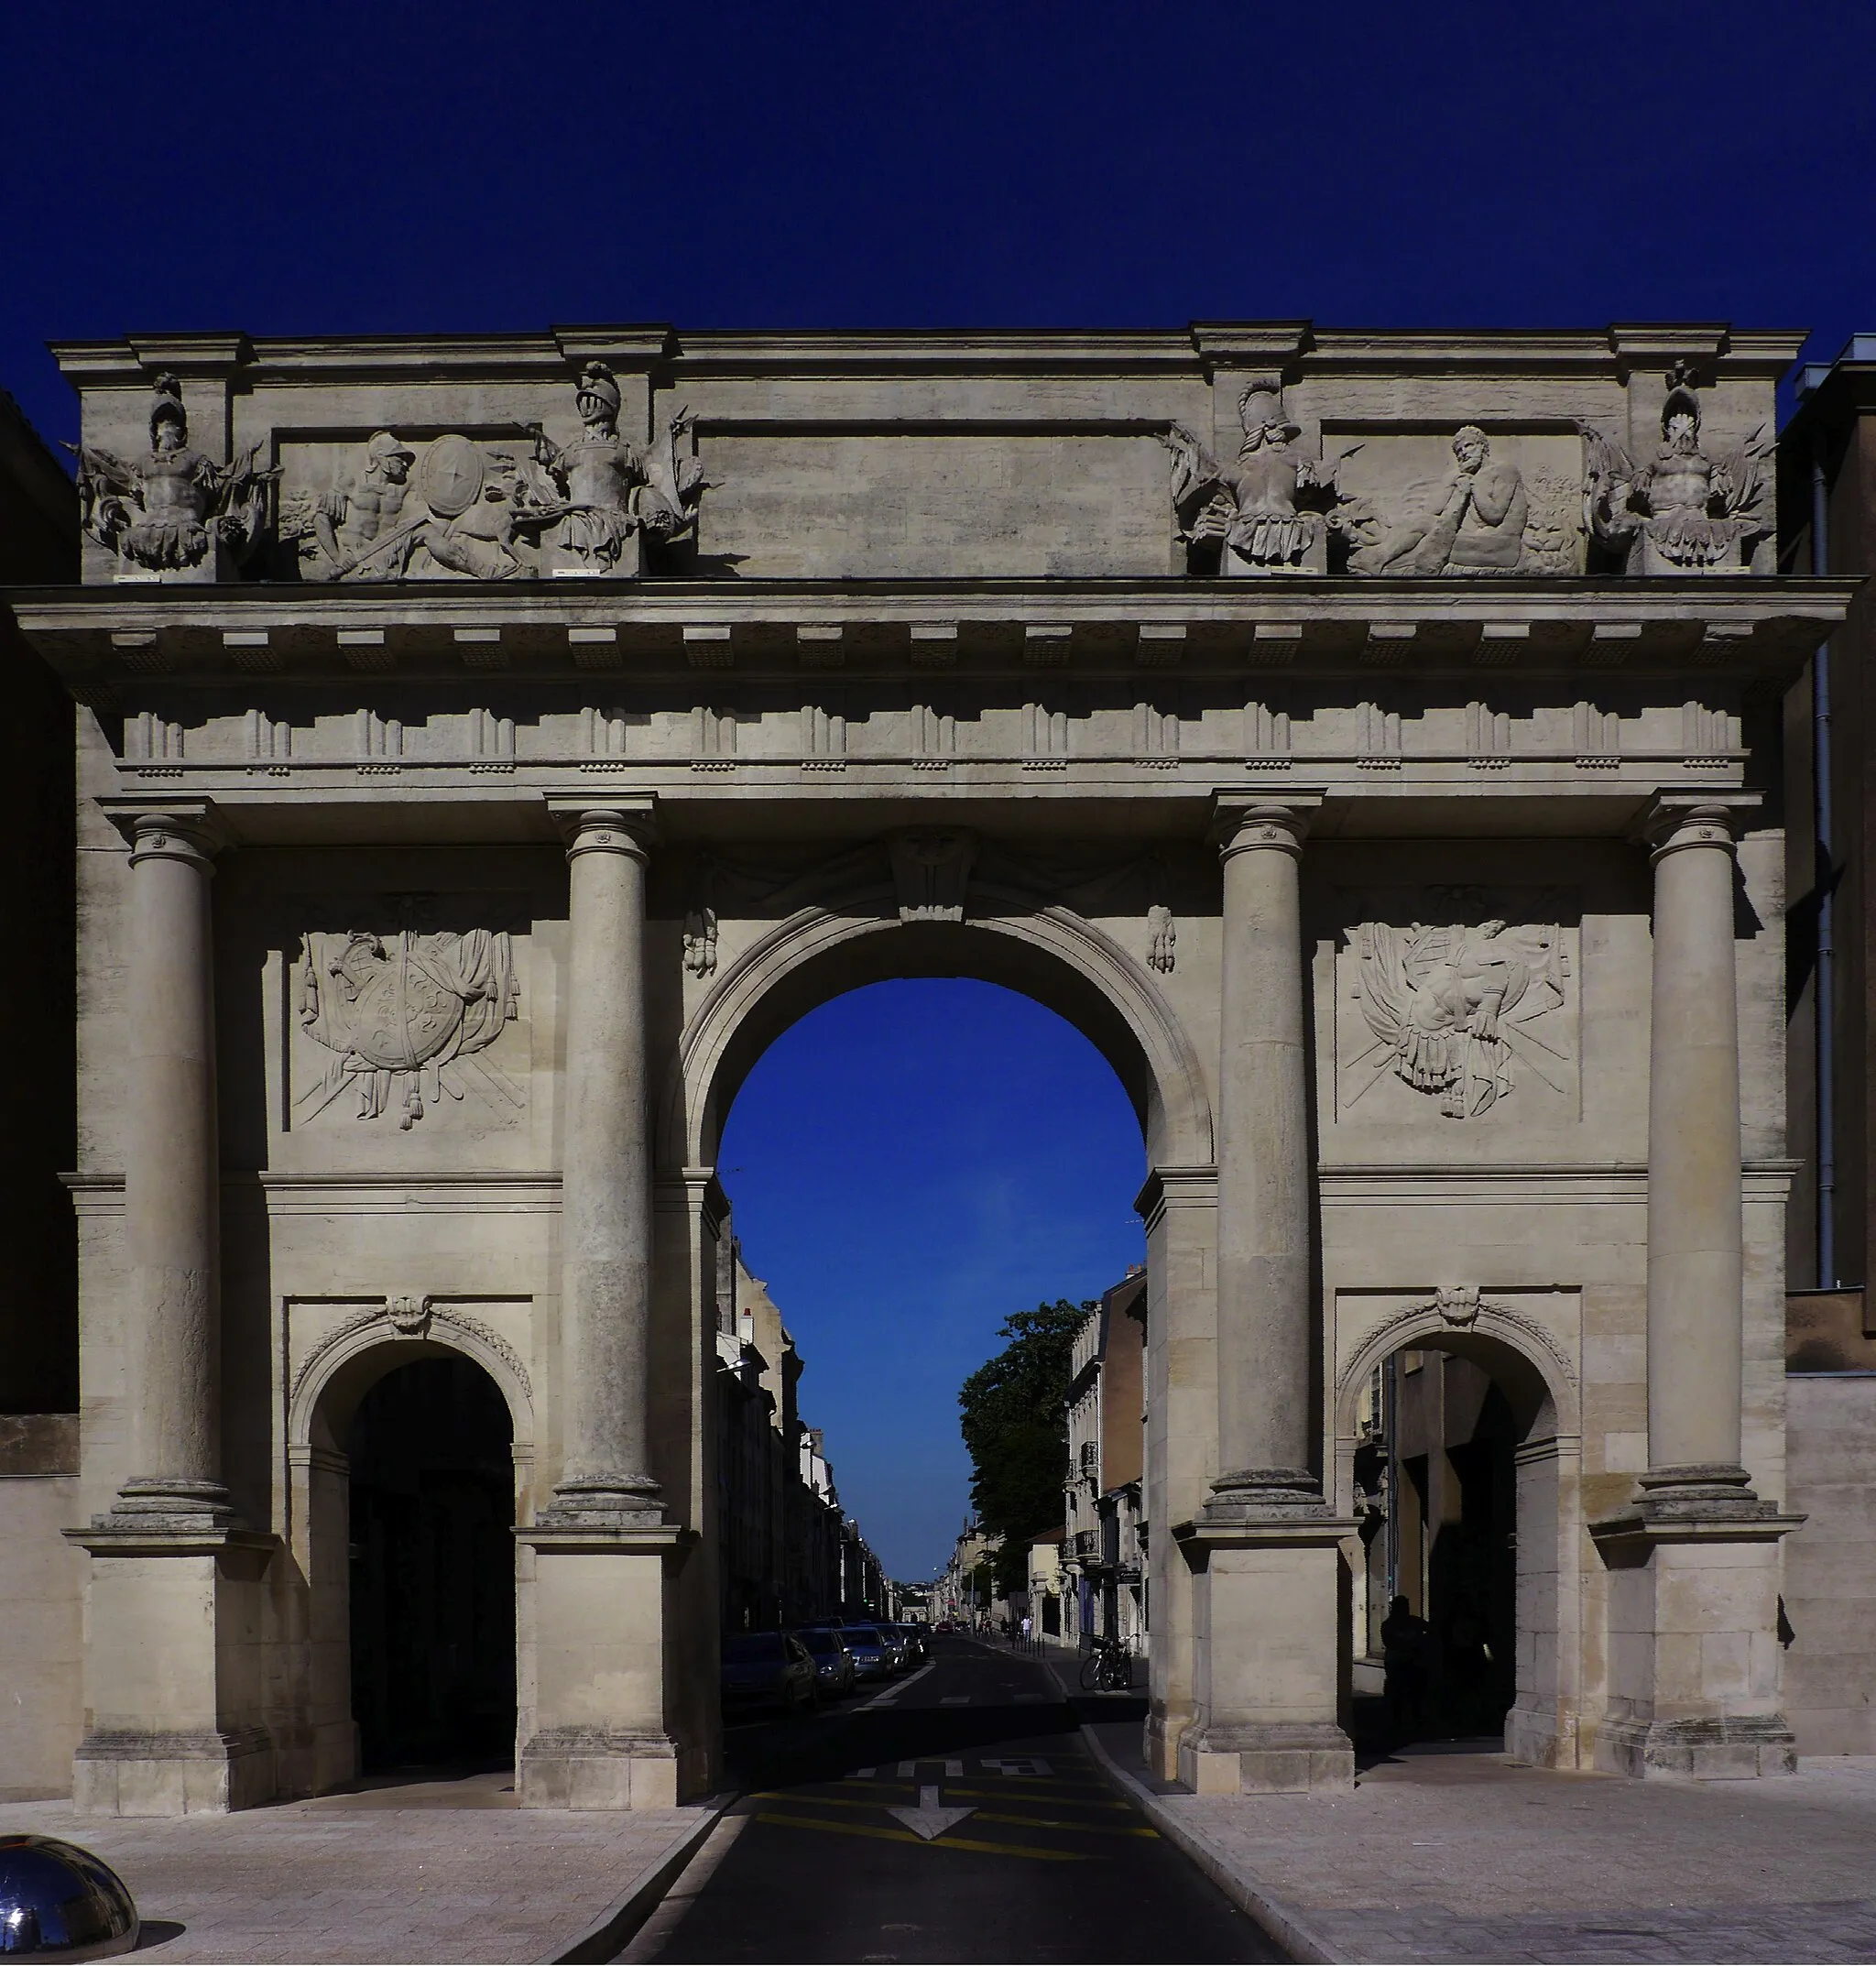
left=347, top=1358, right=517, bottom=1772
left=1336, top=1316, right=1582, bottom=1768
left=289, top=1326, right=532, bottom=1794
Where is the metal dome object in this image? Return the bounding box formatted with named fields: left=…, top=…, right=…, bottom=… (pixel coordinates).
left=0, top=1836, right=138, bottom=1960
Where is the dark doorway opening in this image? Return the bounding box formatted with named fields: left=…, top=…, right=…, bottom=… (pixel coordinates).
left=1356, top=1347, right=1518, bottom=1753
left=347, top=1356, right=517, bottom=1772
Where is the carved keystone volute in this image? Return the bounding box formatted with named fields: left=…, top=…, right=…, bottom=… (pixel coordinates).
left=889, top=828, right=977, bottom=923
left=386, top=1294, right=431, bottom=1337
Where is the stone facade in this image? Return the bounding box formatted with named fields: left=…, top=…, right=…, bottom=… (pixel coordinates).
left=1062, top=1272, right=1148, bottom=1652
left=1, top=321, right=1853, bottom=1812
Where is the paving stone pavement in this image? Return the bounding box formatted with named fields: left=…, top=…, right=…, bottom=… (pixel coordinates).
left=0, top=1773, right=715, bottom=1963
left=1084, top=1725, right=1876, bottom=1964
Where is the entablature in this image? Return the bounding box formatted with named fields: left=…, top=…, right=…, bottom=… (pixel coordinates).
left=14, top=577, right=1850, bottom=694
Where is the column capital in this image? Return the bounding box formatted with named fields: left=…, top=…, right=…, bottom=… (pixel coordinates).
left=98, top=797, right=228, bottom=868
left=1210, top=790, right=1322, bottom=860
left=1636, top=792, right=1760, bottom=862
left=546, top=794, right=658, bottom=862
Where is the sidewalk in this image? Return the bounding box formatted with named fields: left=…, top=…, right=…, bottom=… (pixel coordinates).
left=0, top=1773, right=725, bottom=1964
left=1076, top=1709, right=1876, bottom=1964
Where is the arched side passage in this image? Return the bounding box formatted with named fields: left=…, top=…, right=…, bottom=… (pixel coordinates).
left=1332, top=1307, right=1585, bottom=1771
left=284, top=1316, right=536, bottom=1797
left=659, top=891, right=1216, bottom=1174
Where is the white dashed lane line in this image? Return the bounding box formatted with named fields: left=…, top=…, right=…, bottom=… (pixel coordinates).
left=856, top=1659, right=937, bottom=1710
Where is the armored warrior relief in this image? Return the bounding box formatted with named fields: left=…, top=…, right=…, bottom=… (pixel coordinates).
left=1578, top=365, right=1772, bottom=574
left=279, top=363, right=709, bottom=580
left=1162, top=379, right=1363, bottom=575
left=1344, top=916, right=1568, bottom=1119
left=73, top=374, right=274, bottom=574
left=514, top=361, right=708, bottom=573
left=296, top=926, right=521, bottom=1128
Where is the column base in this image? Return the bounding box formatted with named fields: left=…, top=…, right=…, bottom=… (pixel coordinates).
left=1591, top=1481, right=1803, bottom=1783
left=516, top=1518, right=692, bottom=1809
left=1174, top=1505, right=1357, bottom=1796
left=518, top=1728, right=681, bottom=1809
left=1178, top=1722, right=1354, bottom=1796
left=74, top=1726, right=275, bottom=1817
left=1596, top=1713, right=1796, bottom=1781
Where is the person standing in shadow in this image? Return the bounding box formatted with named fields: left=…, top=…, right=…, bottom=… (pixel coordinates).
left=1380, top=1594, right=1430, bottom=1744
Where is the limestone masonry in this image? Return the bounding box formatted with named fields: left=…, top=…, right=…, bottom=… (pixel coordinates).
left=1, top=322, right=1857, bottom=1813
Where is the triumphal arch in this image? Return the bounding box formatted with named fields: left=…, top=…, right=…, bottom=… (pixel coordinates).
left=16, top=322, right=1849, bottom=1812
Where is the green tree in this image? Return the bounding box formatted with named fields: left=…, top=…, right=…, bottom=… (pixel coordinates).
left=958, top=1298, right=1090, bottom=1595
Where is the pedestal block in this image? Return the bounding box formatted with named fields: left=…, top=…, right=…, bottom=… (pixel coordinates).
left=1176, top=1514, right=1356, bottom=1794
left=1592, top=1508, right=1799, bottom=1779
left=516, top=1523, right=688, bottom=1809
left=69, top=1526, right=276, bottom=1816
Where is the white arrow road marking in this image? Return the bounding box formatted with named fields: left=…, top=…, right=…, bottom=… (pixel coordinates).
left=888, top=1785, right=976, bottom=1841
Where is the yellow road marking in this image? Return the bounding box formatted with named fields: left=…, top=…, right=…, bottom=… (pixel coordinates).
left=754, top=1811, right=1089, bottom=1862
left=969, top=1810, right=1157, bottom=1838
left=832, top=1777, right=1128, bottom=1808
left=756, top=1786, right=1131, bottom=1819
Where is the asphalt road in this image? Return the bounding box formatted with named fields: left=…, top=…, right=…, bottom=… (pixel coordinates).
left=623, top=1635, right=1281, bottom=1964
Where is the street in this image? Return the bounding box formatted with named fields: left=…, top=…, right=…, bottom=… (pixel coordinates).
left=624, top=1635, right=1279, bottom=1963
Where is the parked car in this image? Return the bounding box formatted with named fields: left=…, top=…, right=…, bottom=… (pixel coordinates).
left=791, top=1625, right=856, bottom=1700
left=721, top=1631, right=817, bottom=1713
left=840, top=1624, right=890, bottom=1683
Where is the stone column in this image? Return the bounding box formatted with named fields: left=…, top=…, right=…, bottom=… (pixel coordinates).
left=73, top=803, right=276, bottom=1816
left=1643, top=800, right=1748, bottom=1495
left=551, top=805, right=661, bottom=1520
left=118, top=810, right=229, bottom=1519
left=1210, top=802, right=1315, bottom=1504
left=1178, top=794, right=1353, bottom=1796
left=1591, top=797, right=1800, bottom=1780
left=520, top=799, right=682, bottom=1810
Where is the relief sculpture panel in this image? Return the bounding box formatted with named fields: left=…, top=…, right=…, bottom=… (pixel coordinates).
left=289, top=901, right=527, bottom=1133
left=1335, top=888, right=1578, bottom=1122
left=276, top=362, right=707, bottom=581
left=1334, top=429, right=1586, bottom=577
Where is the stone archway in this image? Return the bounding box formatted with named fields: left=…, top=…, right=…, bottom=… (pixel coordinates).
left=662, top=893, right=1216, bottom=1171
left=1332, top=1306, right=1582, bottom=1768
left=285, top=1315, right=535, bottom=1796
left=652, top=892, right=1219, bottom=1782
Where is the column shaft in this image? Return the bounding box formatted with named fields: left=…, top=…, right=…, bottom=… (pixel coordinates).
left=1645, top=803, right=1746, bottom=1484
left=120, top=813, right=226, bottom=1517
left=555, top=809, right=660, bottom=1516
left=1212, top=803, right=1314, bottom=1503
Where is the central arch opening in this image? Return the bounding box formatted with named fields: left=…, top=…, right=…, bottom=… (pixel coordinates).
left=346, top=1356, right=518, bottom=1775
left=711, top=973, right=1148, bottom=1636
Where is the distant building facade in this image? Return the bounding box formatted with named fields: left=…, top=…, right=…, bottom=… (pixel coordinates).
left=713, top=1239, right=879, bottom=1633
left=1062, top=1272, right=1148, bottom=1652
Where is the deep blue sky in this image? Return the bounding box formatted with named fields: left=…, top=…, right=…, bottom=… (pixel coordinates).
left=7, top=2, right=1874, bottom=1573
left=720, top=983, right=1144, bottom=1580
left=4, top=0, right=1875, bottom=448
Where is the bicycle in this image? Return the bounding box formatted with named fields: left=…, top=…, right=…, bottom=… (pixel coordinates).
left=1078, top=1636, right=1134, bottom=1692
